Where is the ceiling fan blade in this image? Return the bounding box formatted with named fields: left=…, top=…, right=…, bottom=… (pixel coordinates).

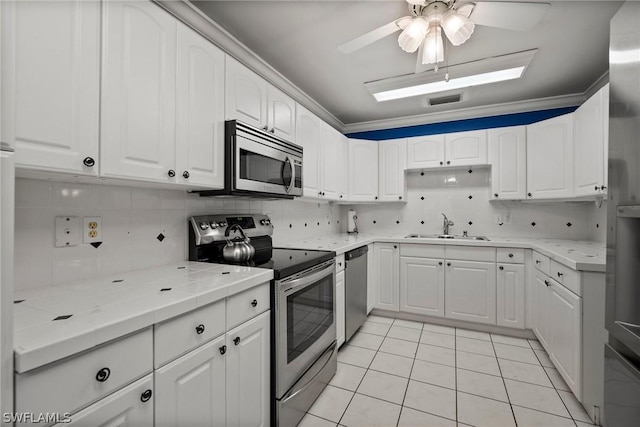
left=468, top=2, right=550, bottom=31
left=338, top=19, right=406, bottom=54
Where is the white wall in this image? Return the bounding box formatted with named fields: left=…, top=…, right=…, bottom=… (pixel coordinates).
left=344, top=168, right=597, bottom=239
left=588, top=200, right=607, bottom=242
left=14, top=178, right=340, bottom=290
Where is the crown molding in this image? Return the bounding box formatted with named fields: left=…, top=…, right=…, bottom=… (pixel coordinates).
left=342, top=93, right=586, bottom=134
left=153, top=0, right=344, bottom=131
left=584, top=71, right=609, bottom=99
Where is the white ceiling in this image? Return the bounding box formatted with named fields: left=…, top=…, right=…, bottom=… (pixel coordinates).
left=191, top=1, right=622, bottom=127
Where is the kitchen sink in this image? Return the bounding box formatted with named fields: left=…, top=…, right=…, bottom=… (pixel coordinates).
left=405, top=234, right=490, bottom=241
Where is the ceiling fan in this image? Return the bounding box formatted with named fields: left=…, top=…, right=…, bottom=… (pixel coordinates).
left=338, top=0, right=550, bottom=69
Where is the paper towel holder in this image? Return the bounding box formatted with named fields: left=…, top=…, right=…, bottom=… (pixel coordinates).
left=348, top=209, right=358, bottom=234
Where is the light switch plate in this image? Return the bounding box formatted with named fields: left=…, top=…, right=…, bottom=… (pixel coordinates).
left=55, top=216, right=80, bottom=247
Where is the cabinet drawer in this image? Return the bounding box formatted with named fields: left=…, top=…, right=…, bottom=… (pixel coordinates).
left=16, top=328, right=152, bottom=418
left=227, top=282, right=270, bottom=330
left=533, top=251, right=550, bottom=275
left=550, top=260, right=581, bottom=296
left=154, top=299, right=226, bottom=368
left=497, top=248, right=525, bottom=264
left=336, top=254, right=345, bottom=272
left=400, top=244, right=444, bottom=259
left=445, top=245, right=496, bottom=262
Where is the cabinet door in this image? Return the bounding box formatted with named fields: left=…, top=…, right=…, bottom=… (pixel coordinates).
left=175, top=23, right=225, bottom=189
left=445, top=260, right=496, bottom=325
left=267, top=85, right=296, bottom=143
left=2, top=0, right=99, bottom=175
left=155, top=336, right=226, bottom=427
left=379, top=139, right=407, bottom=202
left=406, top=135, right=445, bottom=169
left=296, top=105, right=322, bottom=198
left=400, top=256, right=445, bottom=317
left=496, top=263, right=525, bottom=329
left=489, top=126, right=527, bottom=200
left=59, top=375, right=153, bottom=427
left=445, top=130, right=488, bottom=167
left=574, top=88, right=605, bottom=197
left=348, top=139, right=379, bottom=202
left=526, top=114, right=574, bottom=199
left=337, top=134, right=349, bottom=201
left=603, top=84, right=610, bottom=193
left=548, top=281, right=582, bottom=399
left=225, top=56, right=267, bottom=129
left=532, top=270, right=550, bottom=349
left=367, top=244, right=374, bottom=314
left=226, top=311, right=270, bottom=427
left=336, top=270, right=346, bottom=348
left=321, top=124, right=342, bottom=200
left=101, top=0, right=177, bottom=182
left=373, top=243, right=399, bottom=311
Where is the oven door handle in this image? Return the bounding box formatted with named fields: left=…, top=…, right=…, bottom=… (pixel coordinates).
left=280, top=342, right=337, bottom=403
left=281, top=262, right=334, bottom=295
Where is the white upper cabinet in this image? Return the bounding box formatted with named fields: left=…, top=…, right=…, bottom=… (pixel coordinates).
left=225, top=56, right=268, bottom=130
left=574, top=84, right=609, bottom=197
left=348, top=139, right=379, bottom=202
left=2, top=0, right=100, bottom=175
left=407, top=135, right=445, bottom=169
left=267, top=85, right=296, bottom=143
left=101, top=0, right=177, bottom=182
left=378, top=139, right=407, bottom=202
left=526, top=114, right=575, bottom=199
left=489, top=126, right=527, bottom=200
left=321, top=123, right=345, bottom=201
left=445, top=130, right=488, bottom=167
left=296, top=105, right=322, bottom=198
left=175, top=23, right=225, bottom=189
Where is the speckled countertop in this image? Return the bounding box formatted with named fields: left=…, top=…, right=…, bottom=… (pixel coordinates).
left=13, top=262, right=273, bottom=373
left=280, top=234, right=606, bottom=272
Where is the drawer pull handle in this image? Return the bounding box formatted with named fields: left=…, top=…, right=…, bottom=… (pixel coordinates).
left=83, top=157, right=95, bottom=168
left=96, top=367, right=111, bottom=382
left=233, top=337, right=241, bottom=346
left=508, top=253, right=514, bottom=258
left=557, top=272, right=563, bottom=277
left=499, top=266, right=504, bottom=271
left=447, top=262, right=451, bottom=267
left=219, top=345, right=227, bottom=355
left=251, top=299, right=258, bottom=307
left=140, top=389, right=152, bottom=403
left=195, top=324, right=205, bottom=335
left=438, top=261, right=443, bottom=266
left=544, top=280, right=550, bottom=287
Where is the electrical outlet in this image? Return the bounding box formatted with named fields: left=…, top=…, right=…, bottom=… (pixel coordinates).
left=83, top=217, right=102, bottom=244
left=55, top=217, right=80, bottom=247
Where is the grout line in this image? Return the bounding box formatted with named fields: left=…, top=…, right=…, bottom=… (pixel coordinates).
left=489, top=332, right=519, bottom=427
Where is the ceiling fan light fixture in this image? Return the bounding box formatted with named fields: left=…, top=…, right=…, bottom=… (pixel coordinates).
left=406, top=0, right=427, bottom=6
left=398, top=17, right=429, bottom=53
left=422, top=26, right=444, bottom=64
left=441, top=10, right=475, bottom=46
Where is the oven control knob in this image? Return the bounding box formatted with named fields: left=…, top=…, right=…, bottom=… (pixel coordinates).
left=209, top=222, right=218, bottom=229
left=199, top=222, right=209, bottom=230
left=218, top=221, right=227, bottom=228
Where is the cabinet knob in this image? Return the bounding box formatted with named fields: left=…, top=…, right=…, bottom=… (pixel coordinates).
left=263, top=125, right=269, bottom=131
left=595, top=185, right=599, bottom=191
left=319, top=191, right=322, bottom=196
left=528, top=192, right=532, bottom=197
left=446, top=161, right=451, bottom=165
left=499, top=266, right=504, bottom=271
left=439, top=161, right=443, bottom=165
left=195, top=324, right=205, bottom=335
left=219, top=345, right=227, bottom=355
left=233, top=337, right=241, bottom=346
left=140, top=389, right=152, bottom=403
left=340, top=195, right=343, bottom=199
left=251, top=299, right=258, bottom=307
left=557, top=272, right=563, bottom=277
left=447, top=262, right=452, bottom=267
left=375, top=196, right=378, bottom=200
left=269, top=128, right=275, bottom=134
left=95, top=367, right=111, bottom=382
left=494, top=193, right=499, bottom=198
left=393, top=245, right=398, bottom=249
left=601, top=185, right=607, bottom=190
left=399, top=196, right=403, bottom=200
left=438, top=261, right=443, bottom=266
left=544, top=280, right=550, bottom=287
left=509, top=253, right=514, bottom=258
left=322, top=192, right=325, bottom=196
left=167, top=169, right=175, bottom=177
left=83, top=157, right=95, bottom=168
left=183, top=171, right=190, bottom=179
left=535, top=260, right=541, bottom=264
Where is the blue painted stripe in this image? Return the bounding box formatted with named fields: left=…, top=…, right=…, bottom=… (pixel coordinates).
left=344, top=106, right=578, bottom=140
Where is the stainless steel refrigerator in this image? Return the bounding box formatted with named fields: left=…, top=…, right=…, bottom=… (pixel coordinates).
left=604, top=3, right=640, bottom=425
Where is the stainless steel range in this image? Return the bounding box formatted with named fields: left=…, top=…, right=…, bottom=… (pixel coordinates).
left=188, top=214, right=337, bottom=427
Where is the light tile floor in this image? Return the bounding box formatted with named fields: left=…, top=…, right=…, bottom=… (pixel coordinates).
left=301, top=315, right=596, bottom=427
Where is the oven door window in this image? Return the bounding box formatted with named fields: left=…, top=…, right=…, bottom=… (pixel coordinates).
left=287, top=274, right=334, bottom=364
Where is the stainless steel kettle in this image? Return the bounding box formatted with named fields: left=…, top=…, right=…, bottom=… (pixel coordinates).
left=223, top=224, right=255, bottom=263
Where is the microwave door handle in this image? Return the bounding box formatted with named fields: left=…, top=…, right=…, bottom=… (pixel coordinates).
left=284, top=156, right=294, bottom=194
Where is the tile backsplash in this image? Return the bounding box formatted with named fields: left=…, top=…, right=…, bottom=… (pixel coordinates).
left=14, top=178, right=340, bottom=290
left=344, top=168, right=599, bottom=240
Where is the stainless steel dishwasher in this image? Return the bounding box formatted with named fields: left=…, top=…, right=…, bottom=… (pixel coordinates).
left=345, top=245, right=368, bottom=342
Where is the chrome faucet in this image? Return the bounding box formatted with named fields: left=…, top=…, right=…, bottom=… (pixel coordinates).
left=442, top=213, right=454, bottom=235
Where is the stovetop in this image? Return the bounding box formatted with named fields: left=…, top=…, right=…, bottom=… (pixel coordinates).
left=254, top=248, right=335, bottom=280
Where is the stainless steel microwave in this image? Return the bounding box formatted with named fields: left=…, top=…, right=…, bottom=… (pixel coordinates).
left=197, top=120, right=303, bottom=198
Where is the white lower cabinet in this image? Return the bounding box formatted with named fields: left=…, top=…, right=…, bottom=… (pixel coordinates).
left=372, top=243, right=399, bottom=311
left=399, top=256, right=445, bottom=317
left=533, top=270, right=551, bottom=349
left=226, top=311, right=270, bottom=427
left=155, top=336, right=227, bottom=427
left=496, top=263, right=525, bottom=329
left=445, top=260, right=497, bottom=325
left=57, top=375, right=154, bottom=427
left=336, top=269, right=346, bottom=347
